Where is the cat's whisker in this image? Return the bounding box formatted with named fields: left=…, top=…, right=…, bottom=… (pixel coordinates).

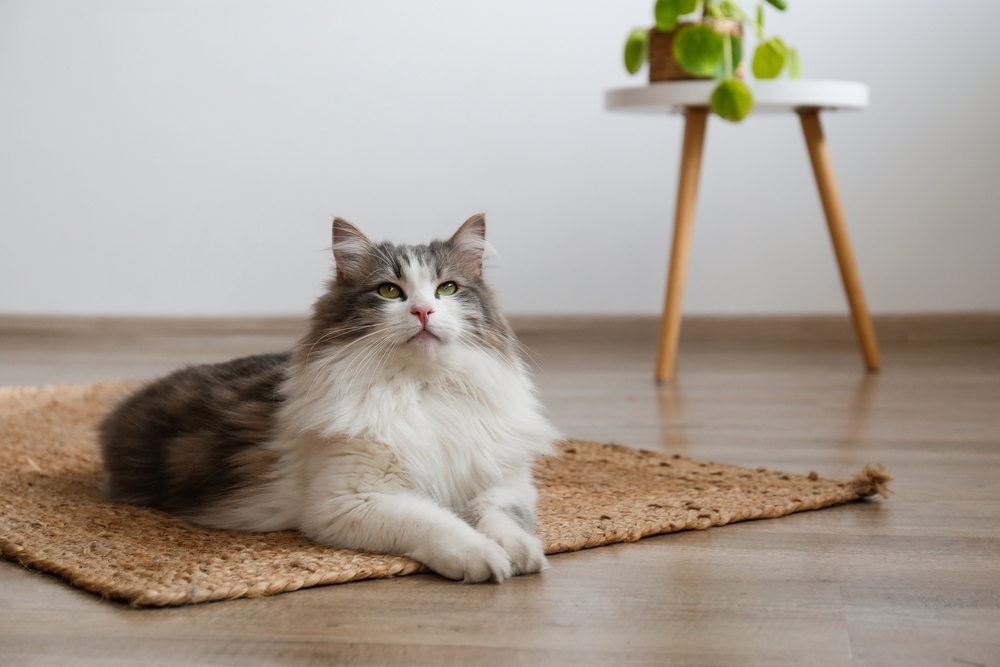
left=326, top=338, right=379, bottom=393
left=351, top=245, right=399, bottom=288
left=304, top=322, right=381, bottom=362
left=359, top=336, right=398, bottom=393
left=338, top=333, right=397, bottom=399
left=344, top=339, right=395, bottom=402
left=455, top=325, right=512, bottom=358
left=310, top=321, right=379, bottom=342
left=302, top=329, right=392, bottom=399
left=311, top=326, right=394, bottom=371
left=473, top=319, right=538, bottom=357
left=476, top=323, right=546, bottom=376
left=373, top=339, right=401, bottom=386
left=452, top=331, right=523, bottom=377
left=456, top=317, right=544, bottom=374
left=360, top=266, right=387, bottom=285
left=350, top=336, right=393, bottom=390
left=372, top=244, right=396, bottom=270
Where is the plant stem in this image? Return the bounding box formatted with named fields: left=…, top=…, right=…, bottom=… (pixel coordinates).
left=724, top=0, right=752, bottom=25
left=723, top=33, right=733, bottom=79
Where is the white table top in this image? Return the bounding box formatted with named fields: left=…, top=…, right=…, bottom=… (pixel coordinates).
left=605, top=80, right=868, bottom=115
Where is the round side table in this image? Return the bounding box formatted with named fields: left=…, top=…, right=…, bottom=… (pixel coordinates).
left=606, top=80, right=881, bottom=381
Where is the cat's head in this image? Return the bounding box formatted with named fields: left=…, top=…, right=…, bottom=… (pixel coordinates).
left=303, top=214, right=516, bottom=365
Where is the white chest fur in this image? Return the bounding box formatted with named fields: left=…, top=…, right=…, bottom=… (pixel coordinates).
left=277, top=345, right=559, bottom=511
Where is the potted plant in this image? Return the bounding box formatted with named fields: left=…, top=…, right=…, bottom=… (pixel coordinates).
left=623, top=0, right=801, bottom=121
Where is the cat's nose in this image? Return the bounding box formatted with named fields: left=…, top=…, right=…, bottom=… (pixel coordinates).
left=410, top=305, right=434, bottom=327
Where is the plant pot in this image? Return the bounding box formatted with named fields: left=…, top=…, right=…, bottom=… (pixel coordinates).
left=648, top=17, right=744, bottom=83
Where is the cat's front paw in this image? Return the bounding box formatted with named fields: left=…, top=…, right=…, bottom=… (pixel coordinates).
left=492, top=529, right=548, bottom=576
left=419, top=534, right=513, bottom=584
left=473, top=512, right=548, bottom=576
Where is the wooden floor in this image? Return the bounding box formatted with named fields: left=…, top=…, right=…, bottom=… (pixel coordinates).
left=1, top=316, right=998, bottom=667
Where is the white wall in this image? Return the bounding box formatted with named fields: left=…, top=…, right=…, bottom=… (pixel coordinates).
left=1, top=0, right=998, bottom=316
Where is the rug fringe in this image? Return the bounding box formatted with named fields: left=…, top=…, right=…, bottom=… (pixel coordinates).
left=851, top=464, right=893, bottom=498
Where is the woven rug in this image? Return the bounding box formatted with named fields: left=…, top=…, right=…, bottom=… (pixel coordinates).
left=0, top=381, right=891, bottom=607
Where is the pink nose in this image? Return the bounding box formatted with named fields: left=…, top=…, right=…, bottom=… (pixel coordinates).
left=411, top=305, right=435, bottom=327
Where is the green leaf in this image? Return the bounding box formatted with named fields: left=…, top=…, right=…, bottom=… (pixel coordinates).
left=752, top=36, right=786, bottom=79
left=756, top=4, right=764, bottom=32
left=654, top=0, right=679, bottom=32
left=711, top=78, right=754, bottom=122
left=623, top=28, right=650, bottom=75
left=655, top=0, right=699, bottom=32
left=673, top=24, right=724, bottom=77
left=764, top=0, right=787, bottom=10
left=787, top=46, right=802, bottom=78
left=720, top=0, right=749, bottom=21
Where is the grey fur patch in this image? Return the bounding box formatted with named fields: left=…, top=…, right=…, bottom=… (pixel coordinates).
left=461, top=501, right=535, bottom=532
left=99, top=352, right=289, bottom=519
left=502, top=504, right=536, bottom=532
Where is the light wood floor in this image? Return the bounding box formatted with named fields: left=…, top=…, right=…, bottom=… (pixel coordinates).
left=1, top=317, right=998, bottom=667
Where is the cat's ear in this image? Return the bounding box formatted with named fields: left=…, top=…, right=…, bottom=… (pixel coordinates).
left=448, top=214, right=487, bottom=277
left=332, top=217, right=373, bottom=283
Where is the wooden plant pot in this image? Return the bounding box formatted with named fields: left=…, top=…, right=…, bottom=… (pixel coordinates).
left=648, top=18, right=744, bottom=83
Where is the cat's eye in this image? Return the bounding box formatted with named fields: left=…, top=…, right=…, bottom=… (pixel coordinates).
left=377, top=283, right=403, bottom=299
left=436, top=282, right=458, bottom=296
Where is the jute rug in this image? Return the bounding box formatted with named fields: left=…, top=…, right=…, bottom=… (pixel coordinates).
left=0, top=381, right=891, bottom=607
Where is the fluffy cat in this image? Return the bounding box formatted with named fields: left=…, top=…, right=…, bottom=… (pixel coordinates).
left=99, top=214, right=560, bottom=583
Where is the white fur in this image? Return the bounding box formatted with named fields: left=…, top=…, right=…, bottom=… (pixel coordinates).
left=215, top=254, right=560, bottom=583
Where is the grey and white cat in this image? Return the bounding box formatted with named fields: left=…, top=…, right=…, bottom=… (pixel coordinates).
left=99, top=215, right=560, bottom=583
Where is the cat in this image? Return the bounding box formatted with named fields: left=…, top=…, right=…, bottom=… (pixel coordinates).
left=99, top=214, right=561, bottom=583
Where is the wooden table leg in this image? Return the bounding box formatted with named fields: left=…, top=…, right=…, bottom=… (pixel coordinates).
left=655, top=106, right=709, bottom=382
left=799, top=109, right=882, bottom=372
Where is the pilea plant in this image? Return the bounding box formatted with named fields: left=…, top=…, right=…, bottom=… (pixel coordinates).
left=624, top=0, right=801, bottom=122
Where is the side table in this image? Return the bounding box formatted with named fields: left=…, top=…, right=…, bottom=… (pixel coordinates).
left=606, top=80, right=882, bottom=381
